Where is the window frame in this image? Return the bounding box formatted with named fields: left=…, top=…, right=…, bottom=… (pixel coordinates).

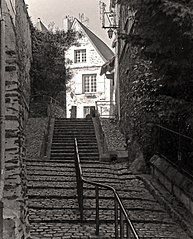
left=82, top=74, right=97, bottom=93
left=74, top=49, right=86, bottom=63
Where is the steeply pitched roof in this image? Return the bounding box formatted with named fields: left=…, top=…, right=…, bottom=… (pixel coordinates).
left=73, top=19, right=114, bottom=62
left=35, top=18, right=48, bottom=32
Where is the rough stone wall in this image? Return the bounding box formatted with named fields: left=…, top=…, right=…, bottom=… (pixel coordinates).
left=116, top=3, right=145, bottom=163
left=119, top=43, right=133, bottom=136
left=3, top=0, right=32, bottom=238
left=25, top=118, right=48, bottom=159
left=100, top=118, right=126, bottom=152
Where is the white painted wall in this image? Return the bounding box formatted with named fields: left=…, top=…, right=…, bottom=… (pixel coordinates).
left=66, top=20, right=111, bottom=118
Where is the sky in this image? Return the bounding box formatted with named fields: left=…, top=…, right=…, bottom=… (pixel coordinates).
left=25, top=0, right=112, bottom=47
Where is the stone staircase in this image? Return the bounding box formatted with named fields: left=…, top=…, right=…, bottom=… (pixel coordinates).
left=26, top=118, right=191, bottom=239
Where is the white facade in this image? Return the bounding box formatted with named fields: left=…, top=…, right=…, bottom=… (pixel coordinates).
left=65, top=19, right=114, bottom=118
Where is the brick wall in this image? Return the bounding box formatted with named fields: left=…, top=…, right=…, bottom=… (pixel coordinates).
left=3, top=0, right=32, bottom=238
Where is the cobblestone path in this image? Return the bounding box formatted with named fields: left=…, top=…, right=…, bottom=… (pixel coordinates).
left=26, top=118, right=191, bottom=239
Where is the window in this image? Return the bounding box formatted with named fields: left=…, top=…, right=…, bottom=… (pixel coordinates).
left=83, top=74, right=97, bottom=93
left=74, top=49, right=86, bottom=63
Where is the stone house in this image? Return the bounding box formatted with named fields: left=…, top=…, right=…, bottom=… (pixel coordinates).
left=0, top=0, right=32, bottom=238
left=64, top=18, right=114, bottom=118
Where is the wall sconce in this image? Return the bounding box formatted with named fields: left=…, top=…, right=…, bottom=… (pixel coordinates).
left=100, top=1, right=118, bottom=39
left=107, top=28, right=114, bottom=39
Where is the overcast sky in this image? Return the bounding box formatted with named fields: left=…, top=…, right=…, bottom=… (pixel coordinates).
left=25, top=0, right=112, bottom=46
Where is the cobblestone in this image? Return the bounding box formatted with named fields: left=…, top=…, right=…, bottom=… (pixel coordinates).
left=27, top=118, right=192, bottom=238
left=100, top=118, right=126, bottom=151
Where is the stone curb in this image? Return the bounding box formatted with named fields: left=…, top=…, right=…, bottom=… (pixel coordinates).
left=137, top=174, right=193, bottom=239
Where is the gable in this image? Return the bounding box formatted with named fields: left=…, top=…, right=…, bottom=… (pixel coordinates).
left=66, top=21, right=105, bottom=66
left=71, top=19, right=114, bottom=63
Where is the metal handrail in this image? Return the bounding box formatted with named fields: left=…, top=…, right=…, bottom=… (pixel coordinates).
left=31, top=94, right=61, bottom=107
left=155, top=124, right=193, bottom=141
left=154, top=124, right=193, bottom=180
left=74, top=138, right=140, bottom=239
left=95, top=100, right=116, bottom=118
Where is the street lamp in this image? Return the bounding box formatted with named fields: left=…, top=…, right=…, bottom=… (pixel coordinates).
left=107, top=28, right=114, bottom=39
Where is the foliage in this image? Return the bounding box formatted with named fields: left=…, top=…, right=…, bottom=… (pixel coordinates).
left=30, top=25, right=80, bottom=99
left=119, top=0, right=193, bottom=161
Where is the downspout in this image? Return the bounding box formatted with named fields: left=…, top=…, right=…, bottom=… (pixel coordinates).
left=0, top=0, right=5, bottom=237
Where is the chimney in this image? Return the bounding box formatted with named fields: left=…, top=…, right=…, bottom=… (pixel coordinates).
left=63, top=16, right=73, bottom=32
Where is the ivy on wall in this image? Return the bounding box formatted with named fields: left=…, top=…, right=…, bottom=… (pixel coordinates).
left=30, top=24, right=80, bottom=100
left=119, top=0, right=193, bottom=161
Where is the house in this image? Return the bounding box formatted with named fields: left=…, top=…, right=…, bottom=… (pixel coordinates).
left=34, top=18, right=49, bottom=32
left=64, top=17, right=114, bottom=118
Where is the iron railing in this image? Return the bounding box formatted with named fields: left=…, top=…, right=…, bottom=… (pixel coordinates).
left=74, top=138, right=139, bottom=239
left=95, top=101, right=116, bottom=118
left=154, top=124, right=193, bottom=178
left=31, top=94, right=61, bottom=106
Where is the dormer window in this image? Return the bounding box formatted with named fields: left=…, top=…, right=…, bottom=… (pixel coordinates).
left=74, top=49, right=86, bottom=63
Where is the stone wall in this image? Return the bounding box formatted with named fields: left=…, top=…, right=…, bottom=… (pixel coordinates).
left=150, top=155, right=193, bottom=216
left=3, top=0, right=32, bottom=238
left=25, top=118, right=48, bottom=159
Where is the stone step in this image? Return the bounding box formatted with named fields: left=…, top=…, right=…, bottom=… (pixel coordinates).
left=27, top=188, right=77, bottom=197
left=52, top=136, right=97, bottom=141
left=54, top=123, right=94, bottom=127
left=27, top=181, right=77, bottom=188
left=26, top=162, right=109, bottom=169
left=51, top=145, right=98, bottom=150
left=50, top=149, right=98, bottom=153
left=50, top=152, right=99, bottom=155
left=29, top=207, right=173, bottom=224
left=52, top=138, right=97, bottom=143
left=50, top=156, right=99, bottom=161
left=53, top=131, right=96, bottom=135
left=54, top=120, right=93, bottom=123
left=28, top=198, right=163, bottom=212
left=29, top=220, right=190, bottom=239
left=30, top=222, right=117, bottom=239
left=53, top=129, right=96, bottom=132
left=51, top=146, right=98, bottom=152
left=27, top=178, right=123, bottom=187
left=27, top=187, right=155, bottom=201
left=51, top=142, right=98, bottom=146
left=26, top=160, right=105, bottom=167
left=54, top=121, right=93, bottom=124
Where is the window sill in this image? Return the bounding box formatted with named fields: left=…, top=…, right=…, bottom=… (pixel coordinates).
left=84, top=93, right=97, bottom=98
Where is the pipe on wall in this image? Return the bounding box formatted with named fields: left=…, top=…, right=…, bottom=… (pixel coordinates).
left=0, top=0, right=5, bottom=237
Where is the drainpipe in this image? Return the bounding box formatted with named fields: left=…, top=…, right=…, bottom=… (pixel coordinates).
left=0, top=0, right=5, bottom=237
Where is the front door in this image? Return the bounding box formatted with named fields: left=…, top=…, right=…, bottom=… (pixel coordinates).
left=83, top=106, right=95, bottom=118
left=71, top=106, right=77, bottom=118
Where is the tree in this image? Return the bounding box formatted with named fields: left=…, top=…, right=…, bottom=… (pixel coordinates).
left=118, top=0, right=193, bottom=162
left=30, top=25, right=80, bottom=100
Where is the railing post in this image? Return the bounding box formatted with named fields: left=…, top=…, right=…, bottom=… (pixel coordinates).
left=114, top=197, right=118, bottom=239
left=95, top=185, right=99, bottom=236
left=120, top=210, right=124, bottom=239
left=80, top=180, right=83, bottom=223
